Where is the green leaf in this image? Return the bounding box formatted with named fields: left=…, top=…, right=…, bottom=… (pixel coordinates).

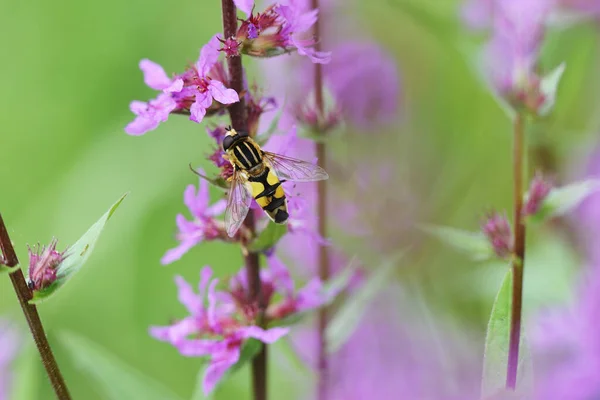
left=248, top=223, right=287, bottom=252
left=421, top=224, right=495, bottom=261
left=59, top=331, right=184, bottom=400
left=482, top=269, right=533, bottom=399
left=1, top=264, right=18, bottom=273
left=30, top=193, right=127, bottom=303
left=528, top=179, right=600, bottom=223
left=326, top=253, right=403, bottom=354
left=538, top=63, right=566, bottom=117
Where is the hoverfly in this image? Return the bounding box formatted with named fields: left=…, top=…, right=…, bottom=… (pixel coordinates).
left=222, top=126, right=328, bottom=237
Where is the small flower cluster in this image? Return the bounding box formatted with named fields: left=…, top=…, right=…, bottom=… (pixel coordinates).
left=150, top=256, right=331, bottom=395
left=222, top=0, right=331, bottom=63
left=125, top=36, right=239, bottom=136
left=27, top=238, right=67, bottom=291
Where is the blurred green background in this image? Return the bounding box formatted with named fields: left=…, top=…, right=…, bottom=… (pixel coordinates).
left=2, top=0, right=600, bottom=398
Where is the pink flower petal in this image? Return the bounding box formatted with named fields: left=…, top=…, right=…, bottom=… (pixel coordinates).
left=267, top=255, right=294, bottom=296
left=207, top=279, right=220, bottom=331
left=161, top=239, right=198, bottom=265
left=209, top=80, right=240, bottom=104
left=206, top=199, right=227, bottom=217
left=148, top=317, right=197, bottom=343
left=233, top=0, right=254, bottom=16
left=198, top=266, right=213, bottom=299
left=197, top=35, right=222, bottom=77
left=177, top=338, right=226, bottom=357
left=203, top=348, right=241, bottom=395
left=139, top=59, right=173, bottom=91
left=125, top=115, right=159, bottom=136
left=190, top=92, right=212, bottom=123
left=239, top=326, right=290, bottom=343
left=175, top=275, right=202, bottom=314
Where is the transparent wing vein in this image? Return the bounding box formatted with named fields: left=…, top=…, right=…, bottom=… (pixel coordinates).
left=262, top=152, right=329, bottom=182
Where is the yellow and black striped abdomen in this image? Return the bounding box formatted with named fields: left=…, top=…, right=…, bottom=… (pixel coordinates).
left=247, top=166, right=289, bottom=224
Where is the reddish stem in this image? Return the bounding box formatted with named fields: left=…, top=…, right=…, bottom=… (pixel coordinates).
left=506, top=113, right=526, bottom=389
left=220, top=1, right=266, bottom=399
left=309, top=0, right=330, bottom=398
left=0, top=214, right=72, bottom=400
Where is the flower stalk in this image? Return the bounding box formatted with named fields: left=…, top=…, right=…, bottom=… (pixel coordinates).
left=0, top=213, right=72, bottom=400
left=506, top=112, right=526, bottom=389
left=310, top=0, right=330, bottom=398
left=220, top=1, right=267, bottom=399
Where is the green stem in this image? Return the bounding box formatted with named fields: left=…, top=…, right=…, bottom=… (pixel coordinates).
left=0, top=213, right=72, bottom=400
left=506, top=113, right=526, bottom=390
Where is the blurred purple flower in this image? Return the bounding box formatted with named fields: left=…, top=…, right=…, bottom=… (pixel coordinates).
left=324, top=42, right=400, bottom=128
left=559, top=0, right=600, bottom=15
left=533, top=264, right=600, bottom=400
left=125, top=36, right=239, bottom=136
left=291, top=290, right=480, bottom=400
left=27, top=238, right=67, bottom=291
left=0, top=320, right=20, bottom=400
left=532, top=145, right=600, bottom=399
left=150, top=267, right=289, bottom=395
left=161, top=172, right=227, bottom=265
left=483, top=0, right=554, bottom=109
left=461, top=0, right=495, bottom=29
left=234, top=0, right=254, bottom=16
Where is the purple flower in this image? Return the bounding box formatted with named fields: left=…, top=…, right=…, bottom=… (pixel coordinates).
left=523, top=173, right=552, bottom=216
left=188, top=35, right=240, bottom=123
left=290, top=290, right=480, bottom=399
left=481, top=211, right=513, bottom=258
left=125, top=36, right=239, bottom=136
left=265, top=254, right=332, bottom=319
left=27, top=238, right=67, bottom=291
left=483, top=0, right=553, bottom=110
left=234, top=1, right=331, bottom=63
left=161, top=171, right=227, bottom=265
left=461, top=0, right=495, bottom=30
left=150, top=267, right=289, bottom=395
left=559, top=0, right=600, bottom=16
left=533, top=264, right=600, bottom=400
left=0, top=319, right=20, bottom=400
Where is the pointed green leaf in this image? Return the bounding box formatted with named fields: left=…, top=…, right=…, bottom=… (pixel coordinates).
left=248, top=223, right=287, bottom=252
left=482, top=269, right=533, bottom=399
left=528, top=179, right=600, bottom=223
left=30, top=193, right=127, bottom=303
left=59, top=331, right=184, bottom=400
left=538, top=63, right=566, bottom=117
left=421, top=224, right=495, bottom=261
left=326, top=252, right=403, bottom=354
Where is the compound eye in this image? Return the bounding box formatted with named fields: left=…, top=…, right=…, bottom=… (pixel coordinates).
left=223, top=135, right=235, bottom=151
left=238, top=130, right=249, bottom=138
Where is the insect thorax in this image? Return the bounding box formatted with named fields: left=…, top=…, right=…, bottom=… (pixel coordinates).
left=227, top=138, right=264, bottom=171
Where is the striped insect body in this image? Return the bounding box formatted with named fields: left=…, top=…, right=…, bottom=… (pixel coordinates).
left=222, top=127, right=328, bottom=237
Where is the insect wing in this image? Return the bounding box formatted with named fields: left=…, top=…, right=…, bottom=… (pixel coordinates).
left=262, top=152, right=329, bottom=182
left=225, top=170, right=252, bottom=237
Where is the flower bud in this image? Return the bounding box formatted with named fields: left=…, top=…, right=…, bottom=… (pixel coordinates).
left=27, top=239, right=66, bottom=291
left=523, top=173, right=552, bottom=216
left=481, top=212, right=513, bottom=259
